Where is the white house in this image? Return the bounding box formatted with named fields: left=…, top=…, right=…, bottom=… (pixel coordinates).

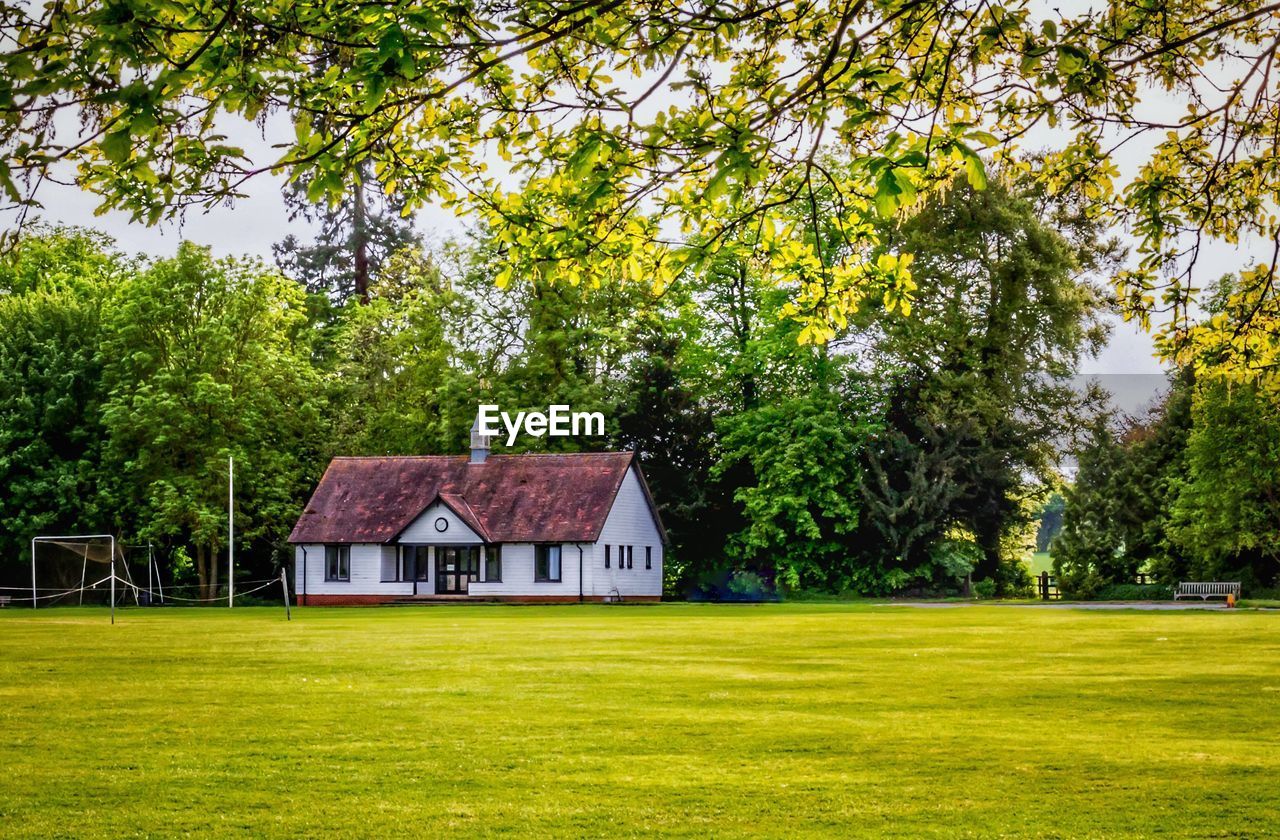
left=288, top=434, right=666, bottom=604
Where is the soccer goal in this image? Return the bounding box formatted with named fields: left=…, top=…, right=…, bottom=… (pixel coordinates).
left=29, top=534, right=141, bottom=609
left=26, top=533, right=294, bottom=622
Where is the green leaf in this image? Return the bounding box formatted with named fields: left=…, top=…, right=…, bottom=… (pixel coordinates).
left=874, top=170, right=903, bottom=217
left=100, top=129, right=132, bottom=164
left=958, top=144, right=988, bottom=190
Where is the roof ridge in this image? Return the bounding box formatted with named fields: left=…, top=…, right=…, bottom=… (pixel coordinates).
left=331, top=451, right=631, bottom=460
left=486, top=451, right=630, bottom=457
left=331, top=455, right=464, bottom=460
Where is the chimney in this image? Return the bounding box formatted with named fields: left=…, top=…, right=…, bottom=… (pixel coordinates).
left=469, top=415, right=492, bottom=464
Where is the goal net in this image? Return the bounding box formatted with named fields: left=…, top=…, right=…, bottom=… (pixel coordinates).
left=29, top=535, right=140, bottom=607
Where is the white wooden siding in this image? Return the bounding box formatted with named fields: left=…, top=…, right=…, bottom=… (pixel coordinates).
left=398, top=502, right=482, bottom=544
left=293, top=544, right=413, bottom=597
left=588, top=465, right=663, bottom=597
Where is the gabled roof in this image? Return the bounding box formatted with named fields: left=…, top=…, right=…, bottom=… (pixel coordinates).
left=288, top=452, right=664, bottom=545
left=432, top=493, right=489, bottom=542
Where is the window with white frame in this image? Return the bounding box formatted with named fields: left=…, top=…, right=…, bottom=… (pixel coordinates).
left=485, top=545, right=502, bottom=582
left=535, top=544, right=562, bottom=582
left=325, top=545, right=350, bottom=582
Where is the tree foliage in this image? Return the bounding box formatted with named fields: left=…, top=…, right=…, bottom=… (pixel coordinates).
left=1170, top=378, right=1280, bottom=587
left=1055, top=377, right=1194, bottom=597
left=2, top=1, right=1279, bottom=370
left=0, top=227, right=122, bottom=566
left=855, top=174, right=1111, bottom=591
left=100, top=243, right=325, bottom=596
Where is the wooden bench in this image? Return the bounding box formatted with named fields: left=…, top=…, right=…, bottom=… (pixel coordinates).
left=0, top=595, right=11, bottom=608
left=1174, top=582, right=1241, bottom=601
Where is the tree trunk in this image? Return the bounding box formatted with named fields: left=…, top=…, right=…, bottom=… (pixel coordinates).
left=195, top=543, right=208, bottom=601
left=732, top=264, right=757, bottom=409
left=209, top=546, right=219, bottom=601
left=352, top=181, right=370, bottom=304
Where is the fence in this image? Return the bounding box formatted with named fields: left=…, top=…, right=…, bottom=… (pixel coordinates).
left=1036, top=572, right=1157, bottom=601
left=1036, top=572, right=1061, bottom=601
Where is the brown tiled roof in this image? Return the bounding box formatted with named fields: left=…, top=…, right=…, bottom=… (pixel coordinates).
left=288, top=452, right=662, bottom=545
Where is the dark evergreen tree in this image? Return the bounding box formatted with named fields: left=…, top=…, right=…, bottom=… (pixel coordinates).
left=1053, top=419, right=1131, bottom=598
left=614, top=327, right=722, bottom=592
left=1054, top=376, right=1193, bottom=596
left=273, top=163, right=421, bottom=306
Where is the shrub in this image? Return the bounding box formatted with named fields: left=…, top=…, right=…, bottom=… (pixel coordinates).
left=973, top=578, right=997, bottom=599
left=726, top=569, right=772, bottom=600
left=1093, top=583, right=1175, bottom=601
left=994, top=560, right=1035, bottom=598
left=687, top=568, right=780, bottom=602
left=1057, top=569, right=1105, bottom=600
left=929, top=534, right=981, bottom=583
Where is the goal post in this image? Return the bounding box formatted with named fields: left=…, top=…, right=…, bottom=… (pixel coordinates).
left=30, top=534, right=122, bottom=609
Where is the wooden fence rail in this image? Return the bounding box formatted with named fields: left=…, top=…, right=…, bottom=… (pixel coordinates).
left=1036, top=572, right=1160, bottom=601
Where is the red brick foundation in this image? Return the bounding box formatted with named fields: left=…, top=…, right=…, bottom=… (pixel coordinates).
left=295, top=594, right=403, bottom=606
left=296, top=594, right=662, bottom=606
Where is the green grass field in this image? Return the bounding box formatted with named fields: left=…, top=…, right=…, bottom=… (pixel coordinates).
left=2, top=604, right=1278, bottom=838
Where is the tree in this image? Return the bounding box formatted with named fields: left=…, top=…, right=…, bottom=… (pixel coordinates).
left=614, top=325, right=719, bottom=593
left=1035, top=493, right=1065, bottom=554
left=100, top=243, right=325, bottom=597
left=273, top=162, right=422, bottom=306
left=714, top=379, right=880, bottom=592
left=323, top=247, right=478, bottom=456
left=1170, top=379, right=1280, bottom=588
left=1053, top=420, right=1131, bottom=598
left=0, top=225, right=120, bottom=295
left=687, top=239, right=886, bottom=594
left=0, top=227, right=123, bottom=579
left=857, top=174, right=1111, bottom=587
left=1054, top=379, right=1193, bottom=596
left=3, top=2, right=1279, bottom=369
left=856, top=388, right=972, bottom=587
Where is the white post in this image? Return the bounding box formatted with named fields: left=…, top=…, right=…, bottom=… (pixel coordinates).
left=30, top=537, right=36, bottom=609
left=109, top=536, right=115, bottom=625
left=228, top=456, right=234, bottom=608
left=152, top=547, right=165, bottom=604
left=79, top=545, right=88, bottom=606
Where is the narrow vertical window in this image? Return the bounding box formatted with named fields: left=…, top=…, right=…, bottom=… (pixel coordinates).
left=645, top=546, right=652, bottom=570
left=627, top=545, right=634, bottom=569
left=485, top=545, right=502, bottom=582
left=604, top=544, right=610, bottom=569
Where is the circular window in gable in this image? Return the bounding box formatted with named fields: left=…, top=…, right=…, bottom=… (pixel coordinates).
left=434, top=517, right=449, bottom=533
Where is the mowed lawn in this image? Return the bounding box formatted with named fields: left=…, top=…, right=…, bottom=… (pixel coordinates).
left=1, top=604, right=1278, bottom=838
